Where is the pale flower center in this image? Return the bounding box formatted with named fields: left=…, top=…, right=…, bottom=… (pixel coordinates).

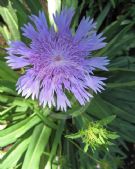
left=53, top=55, right=64, bottom=66
left=54, top=56, right=62, bottom=62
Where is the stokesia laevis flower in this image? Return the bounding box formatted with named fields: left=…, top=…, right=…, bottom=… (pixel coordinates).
left=6, top=8, right=109, bottom=111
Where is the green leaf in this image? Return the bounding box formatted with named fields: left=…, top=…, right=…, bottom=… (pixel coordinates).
left=24, top=0, right=42, bottom=14
left=101, top=88, right=135, bottom=123
left=99, top=115, right=116, bottom=126
left=97, top=23, right=134, bottom=57
left=0, top=115, right=41, bottom=147
left=0, top=105, right=16, bottom=116
left=107, top=133, right=119, bottom=139
left=11, top=0, right=29, bottom=26
left=96, top=2, right=111, bottom=30
left=0, top=80, right=16, bottom=95
left=22, top=123, right=52, bottom=169
left=109, top=0, right=116, bottom=8
left=0, top=25, right=11, bottom=41
left=107, top=81, right=135, bottom=88
left=47, top=121, right=65, bottom=167
left=0, top=61, right=18, bottom=82
left=65, top=132, right=81, bottom=140
left=0, top=136, right=31, bottom=169
left=35, top=110, right=57, bottom=129
left=84, top=144, right=89, bottom=153
left=0, top=0, right=20, bottom=40
left=62, top=0, right=78, bottom=8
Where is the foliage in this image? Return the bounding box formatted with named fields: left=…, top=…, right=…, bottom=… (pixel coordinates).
left=0, top=0, right=135, bottom=169
left=66, top=115, right=119, bottom=152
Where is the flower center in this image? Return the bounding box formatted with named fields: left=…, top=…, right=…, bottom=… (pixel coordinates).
left=54, top=55, right=63, bottom=62
left=52, top=55, right=64, bottom=66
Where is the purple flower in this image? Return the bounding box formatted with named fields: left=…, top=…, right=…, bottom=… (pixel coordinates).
left=6, top=8, right=109, bottom=111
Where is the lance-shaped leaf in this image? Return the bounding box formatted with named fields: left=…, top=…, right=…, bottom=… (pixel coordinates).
left=22, top=123, right=52, bottom=169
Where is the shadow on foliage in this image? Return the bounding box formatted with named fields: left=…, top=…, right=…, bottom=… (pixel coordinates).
left=0, top=0, right=8, bottom=7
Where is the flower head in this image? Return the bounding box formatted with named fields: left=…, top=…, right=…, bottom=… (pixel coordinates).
left=6, top=8, right=109, bottom=111
left=66, top=116, right=119, bottom=152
